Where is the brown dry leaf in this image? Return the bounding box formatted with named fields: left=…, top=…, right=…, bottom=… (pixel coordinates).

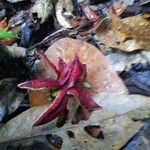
left=0, top=39, right=16, bottom=45
left=44, top=38, right=128, bottom=95
left=113, top=1, right=128, bottom=15
left=82, top=5, right=100, bottom=22
left=69, top=5, right=101, bottom=35
left=0, top=18, right=9, bottom=31
left=142, top=12, right=150, bottom=19
left=29, top=38, right=127, bottom=106
left=95, top=9, right=150, bottom=52
left=79, top=6, right=101, bottom=35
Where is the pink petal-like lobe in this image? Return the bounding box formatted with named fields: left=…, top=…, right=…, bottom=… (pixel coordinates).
left=58, top=57, right=66, bottom=72
left=18, top=79, right=59, bottom=90
left=58, top=60, right=74, bottom=87
left=33, top=90, right=68, bottom=126
left=37, top=52, right=59, bottom=76
left=63, top=56, right=84, bottom=89
left=67, top=87, right=101, bottom=110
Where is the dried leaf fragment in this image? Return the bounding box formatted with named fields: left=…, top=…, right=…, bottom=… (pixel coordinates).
left=70, top=5, right=101, bottom=35
left=0, top=18, right=9, bottom=31
left=111, top=9, right=150, bottom=44
left=44, top=38, right=128, bottom=94
left=95, top=9, right=150, bottom=52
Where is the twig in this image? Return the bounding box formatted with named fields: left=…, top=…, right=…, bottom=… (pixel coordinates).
left=27, top=28, right=75, bottom=52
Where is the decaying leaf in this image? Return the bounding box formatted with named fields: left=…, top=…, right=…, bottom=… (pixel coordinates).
left=0, top=45, right=28, bottom=80
left=105, top=50, right=150, bottom=72
left=0, top=78, right=25, bottom=122
left=0, top=93, right=149, bottom=150
left=56, top=3, right=101, bottom=35
left=44, top=38, right=128, bottom=95
left=70, top=5, right=101, bottom=35
left=30, top=0, right=53, bottom=23
left=120, top=63, right=150, bottom=96
left=29, top=38, right=127, bottom=106
left=6, top=44, right=26, bottom=57
left=0, top=18, right=9, bottom=31
left=56, top=0, right=74, bottom=28
left=95, top=9, right=150, bottom=52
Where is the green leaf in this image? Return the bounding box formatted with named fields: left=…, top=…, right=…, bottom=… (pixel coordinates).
left=0, top=31, right=18, bottom=39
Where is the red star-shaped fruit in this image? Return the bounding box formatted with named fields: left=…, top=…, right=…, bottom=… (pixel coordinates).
left=18, top=52, right=101, bottom=126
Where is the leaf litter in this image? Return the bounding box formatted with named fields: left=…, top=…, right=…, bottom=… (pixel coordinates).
left=0, top=0, right=150, bottom=150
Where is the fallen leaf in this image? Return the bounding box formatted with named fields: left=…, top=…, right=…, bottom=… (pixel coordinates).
left=95, top=9, right=150, bottom=52
left=0, top=18, right=9, bottom=31
left=56, top=0, right=74, bottom=28
left=69, top=5, right=101, bottom=35
left=142, top=12, right=150, bottom=19
left=0, top=31, right=17, bottom=39
left=0, top=93, right=149, bottom=150
left=0, top=78, right=25, bottom=122
left=105, top=50, right=150, bottom=72
left=0, top=45, right=28, bottom=80
left=6, top=44, right=26, bottom=57
left=30, top=0, right=53, bottom=23
left=44, top=38, right=128, bottom=95
left=29, top=38, right=127, bottom=106
left=112, top=0, right=128, bottom=15
left=120, top=63, right=150, bottom=96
